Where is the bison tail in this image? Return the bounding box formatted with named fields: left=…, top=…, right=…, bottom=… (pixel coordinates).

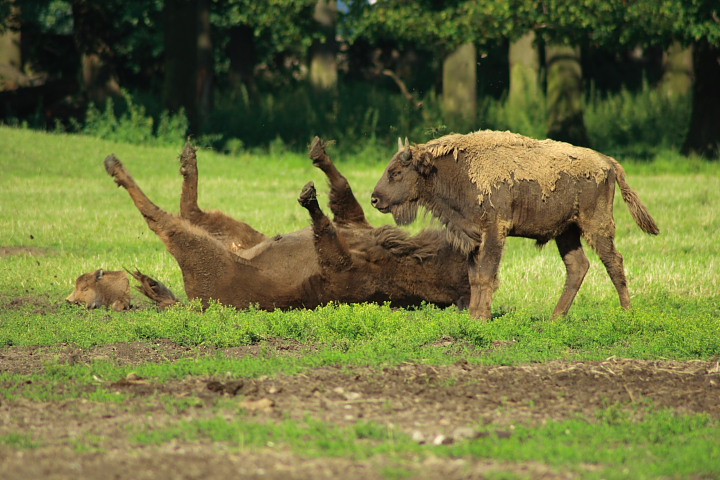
left=610, top=158, right=660, bottom=235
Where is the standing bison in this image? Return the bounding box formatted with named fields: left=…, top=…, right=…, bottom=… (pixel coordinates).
left=103, top=139, right=470, bottom=311
left=371, top=130, right=659, bottom=320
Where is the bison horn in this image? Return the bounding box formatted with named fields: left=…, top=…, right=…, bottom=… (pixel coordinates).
left=397, top=137, right=403, bottom=152
left=404, top=137, right=409, bottom=147
left=96, top=269, right=104, bottom=281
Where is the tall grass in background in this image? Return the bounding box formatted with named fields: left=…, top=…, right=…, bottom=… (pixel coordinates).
left=61, top=79, right=691, bottom=158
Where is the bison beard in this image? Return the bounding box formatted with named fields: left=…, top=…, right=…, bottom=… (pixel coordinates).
left=371, top=130, right=659, bottom=320
left=390, top=202, right=419, bottom=226
left=101, top=138, right=470, bottom=311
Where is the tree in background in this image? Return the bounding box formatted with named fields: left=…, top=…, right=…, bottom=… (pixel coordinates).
left=347, top=0, right=523, bottom=133
left=553, top=0, right=720, bottom=159
left=71, top=1, right=122, bottom=104
left=544, top=44, right=589, bottom=146
left=0, top=2, right=24, bottom=89
left=163, top=0, right=198, bottom=129
left=508, top=31, right=540, bottom=111
left=442, top=42, right=476, bottom=131
left=1, top=0, right=718, bottom=158
left=196, top=0, right=213, bottom=125
left=309, top=0, right=338, bottom=94
left=660, top=43, right=692, bottom=98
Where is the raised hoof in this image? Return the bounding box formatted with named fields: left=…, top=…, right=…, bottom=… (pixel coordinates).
left=297, top=181, right=317, bottom=209
left=104, top=154, right=122, bottom=177
left=308, top=136, right=331, bottom=167
left=179, top=143, right=197, bottom=175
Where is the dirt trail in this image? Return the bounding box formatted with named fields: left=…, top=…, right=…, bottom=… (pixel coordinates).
left=1, top=340, right=718, bottom=479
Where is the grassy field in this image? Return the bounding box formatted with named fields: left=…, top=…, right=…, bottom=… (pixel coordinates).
left=1, top=126, right=719, bottom=479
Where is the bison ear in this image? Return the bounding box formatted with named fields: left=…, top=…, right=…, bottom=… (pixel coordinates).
left=96, top=269, right=104, bottom=281
left=415, top=151, right=434, bottom=177
left=399, top=148, right=412, bottom=164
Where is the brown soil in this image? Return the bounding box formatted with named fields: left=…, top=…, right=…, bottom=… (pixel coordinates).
left=1, top=340, right=719, bottom=480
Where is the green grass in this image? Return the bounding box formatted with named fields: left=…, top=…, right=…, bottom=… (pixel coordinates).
left=1, top=126, right=719, bottom=478
left=127, top=409, right=720, bottom=479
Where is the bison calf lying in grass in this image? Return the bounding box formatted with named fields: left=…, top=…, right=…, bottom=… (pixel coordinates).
left=67, top=268, right=178, bottom=311
left=66, top=269, right=131, bottom=311
left=371, top=130, right=659, bottom=320
left=102, top=139, right=470, bottom=311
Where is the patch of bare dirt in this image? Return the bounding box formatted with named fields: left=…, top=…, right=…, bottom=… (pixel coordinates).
left=0, top=338, right=314, bottom=376
left=0, top=246, right=50, bottom=257
left=1, top=340, right=719, bottom=480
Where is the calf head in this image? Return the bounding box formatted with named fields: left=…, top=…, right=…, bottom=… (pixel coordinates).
left=66, top=269, right=131, bottom=311
left=371, top=138, right=433, bottom=225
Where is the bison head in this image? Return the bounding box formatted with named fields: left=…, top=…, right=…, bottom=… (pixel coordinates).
left=66, top=269, right=130, bottom=311
left=371, top=138, right=433, bottom=225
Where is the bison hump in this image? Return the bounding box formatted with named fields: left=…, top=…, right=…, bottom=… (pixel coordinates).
left=422, top=130, right=611, bottom=203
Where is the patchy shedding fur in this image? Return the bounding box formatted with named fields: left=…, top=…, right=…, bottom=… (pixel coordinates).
left=421, top=130, right=611, bottom=203
left=371, top=129, right=659, bottom=320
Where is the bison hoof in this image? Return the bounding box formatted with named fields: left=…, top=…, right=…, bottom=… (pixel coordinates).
left=298, top=181, right=317, bottom=208
left=179, top=143, right=197, bottom=175
left=104, top=155, right=123, bottom=177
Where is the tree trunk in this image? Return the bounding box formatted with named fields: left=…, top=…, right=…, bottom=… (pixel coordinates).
left=442, top=42, right=477, bottom=132
left=508, top=31, right=540, bottom=108
left=545, top=44, right=590, bottom=147
left=196, top=0, right=213, bottom=126
left=228, top=24, right=258, bottom=104
left=0, top=3, right=24, bottom=90
left=681, top=40, right=719, bottom=159
left=309, top=0, right=338, bottom=94
left=163, top=0, right=199, bottom=132
left=71, top=1, right=121, bottom=104
left=660, top=43, right=692, bottom=98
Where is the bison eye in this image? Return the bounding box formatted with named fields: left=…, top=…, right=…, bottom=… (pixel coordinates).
left=390, top=170, right=402, bottom=180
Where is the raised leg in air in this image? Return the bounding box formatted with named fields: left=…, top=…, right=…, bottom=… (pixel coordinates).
left=179, top=143, right=202, bottom=221
left=178, top=143, right=267, bottom=251
left=298, top=181, right=353, bottom=272
left=309, top=137, right=369, bottom=227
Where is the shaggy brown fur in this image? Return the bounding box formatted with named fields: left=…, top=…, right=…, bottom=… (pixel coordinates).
left=66, top=269, right=131, bottom=311
left=371, top=131, right=659, bottom=320
left=103, top=139, right=470, bottom=311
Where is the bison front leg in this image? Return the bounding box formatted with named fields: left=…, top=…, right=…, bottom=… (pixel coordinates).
left=467, top=230, right=505, bottom=321
left=298, top=181, right=353, bottom=272
left=309, top=137, right=369, bottom=227
left=552, top=226, right=590, bottom=318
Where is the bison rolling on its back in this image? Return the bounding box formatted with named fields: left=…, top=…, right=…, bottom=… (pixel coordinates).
left=371, top=130, right=659, bottom=320
left=101, top=139, right=470, bottom=311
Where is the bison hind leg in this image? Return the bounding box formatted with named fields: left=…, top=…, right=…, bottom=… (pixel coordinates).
left=551, top=226, right=590, bottom=318
left=585, top=232, right=631, bottom=310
